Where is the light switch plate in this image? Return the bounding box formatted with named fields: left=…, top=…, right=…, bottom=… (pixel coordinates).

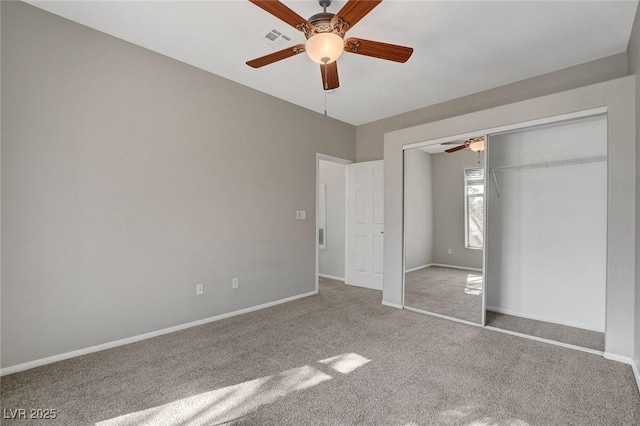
left=296, top=210, right=306, bottom=220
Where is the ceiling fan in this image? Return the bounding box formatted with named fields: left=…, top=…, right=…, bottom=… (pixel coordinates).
left=442, top=137, right=485, bottom=153
left=246, top=0, right=414, bottom=90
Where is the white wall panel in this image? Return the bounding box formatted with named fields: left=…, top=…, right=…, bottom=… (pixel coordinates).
left=486, top=116, right=607, bottom=331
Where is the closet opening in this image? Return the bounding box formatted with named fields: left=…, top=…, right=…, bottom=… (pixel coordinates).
left=401, top=108, right=608, bottom=354
left=484, top=114, right=607, bottom=352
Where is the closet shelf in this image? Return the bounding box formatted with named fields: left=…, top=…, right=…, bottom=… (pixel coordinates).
left=490, top=155, right=607, bottom=197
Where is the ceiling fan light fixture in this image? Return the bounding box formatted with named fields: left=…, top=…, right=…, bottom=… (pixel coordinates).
left=469, top=139, right=485, bottom=152
left=305, top=32, right=344, bottom=64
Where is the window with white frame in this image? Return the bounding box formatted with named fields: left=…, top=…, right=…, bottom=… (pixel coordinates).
left=464, top=167, right=484, bottom=249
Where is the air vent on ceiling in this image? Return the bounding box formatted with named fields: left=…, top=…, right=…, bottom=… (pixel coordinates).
left=263, top=28, right=293, bottom=48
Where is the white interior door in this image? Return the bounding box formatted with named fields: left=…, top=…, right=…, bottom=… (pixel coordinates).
left=348, top=160, right=384, bottom=290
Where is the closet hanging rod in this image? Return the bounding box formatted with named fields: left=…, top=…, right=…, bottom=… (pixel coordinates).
left=489, top=155, right=606, bottom=197
left=491, top=155, right=607, bottom=174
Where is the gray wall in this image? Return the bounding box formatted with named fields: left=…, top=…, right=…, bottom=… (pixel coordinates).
left=431, top=150, right=483, bottom=269
left=318, top=160, right=346, bottom=279
left=404, top=149, right=433, bottom=271
left=0, top=0, right=2, bottom=371
left=627, top=3, right=640, bottom=376
left=1, top=2, right=356, bottom=368
left=384, top=77, right=636, bottom=359
left=357, top=53, right=628, bottom=162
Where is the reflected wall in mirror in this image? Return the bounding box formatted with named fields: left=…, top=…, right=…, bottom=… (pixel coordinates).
left=404, top=144, right=484, bottom=324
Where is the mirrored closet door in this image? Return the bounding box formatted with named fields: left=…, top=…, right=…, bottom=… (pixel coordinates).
left=403, top=139, right=485, bottom=325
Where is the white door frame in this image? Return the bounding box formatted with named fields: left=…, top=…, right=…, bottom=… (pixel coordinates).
left=316, top=153, right=353, bottom=293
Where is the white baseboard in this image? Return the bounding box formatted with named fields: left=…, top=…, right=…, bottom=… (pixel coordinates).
left=603, top=352, right=634, bottom=364
left=381, top=300, right=403, bottom=309
left=0, top=290, right=319, bottom=377
left=486, top=326, right=603, bottom=356
left=603, top=353, right=640, bottom=394
left=319, top=273, right=345, bottom=281
left=632, top=360, right=640, bottom=395
left=405, top=264, right=433, bottom=273
left=486, top=306, right=604, bottom=333
left=430, top=263, right=482, bottom=272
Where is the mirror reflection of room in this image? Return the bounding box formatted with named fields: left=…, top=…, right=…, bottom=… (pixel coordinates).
left=404, top=143, right=484, bottom=324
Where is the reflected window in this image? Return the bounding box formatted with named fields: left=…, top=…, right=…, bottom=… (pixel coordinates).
left=464, top=167, right=484, bottom=249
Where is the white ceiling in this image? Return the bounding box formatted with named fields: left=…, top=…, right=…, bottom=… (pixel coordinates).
left=28, top=0, right=638, bottom=126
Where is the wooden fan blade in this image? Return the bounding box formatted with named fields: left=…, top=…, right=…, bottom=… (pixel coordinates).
left=445, top=144, right=468, bottom=153
left=320, top=61, right=339, bottom=91
left=246, top=44, right=305, bottom=68
left=441, top=141, right=467, bottom=145
left=331, top=0, right=382, bottom=30
left=249, top=0, right=311, bottom=31
left=344, top=38, right=413, bottom=63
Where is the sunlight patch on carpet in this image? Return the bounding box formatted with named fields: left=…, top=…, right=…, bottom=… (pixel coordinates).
left=465, top=274, right=483, bottom=295
left=318, top=353, right=371, bottom=374
left=96, top=366, right=330, bottom=425
left=96, top=353, right=370, bottom=426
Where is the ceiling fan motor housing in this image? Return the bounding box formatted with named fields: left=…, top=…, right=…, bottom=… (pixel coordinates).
left=302, top=12, right=348, bottom=40
left=302, top=8, right=348, bottom=64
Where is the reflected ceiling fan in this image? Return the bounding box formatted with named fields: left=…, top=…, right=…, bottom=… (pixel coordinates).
left=246, top=0, right=414, bottom=90
left=442, top=137, right=485, bottom=153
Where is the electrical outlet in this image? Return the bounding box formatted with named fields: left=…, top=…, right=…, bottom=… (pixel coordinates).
left=447, top=248, right=453, bottom=254
left=296, top=210, right=306, bottom=220
left=232, top=278, right=239, bottom=289
left=196, top=283, right=204, bottom=296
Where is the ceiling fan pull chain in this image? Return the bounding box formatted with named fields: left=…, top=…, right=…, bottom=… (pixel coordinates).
left=324, top=63, right=327, bottom=115
left=323, top=60, right=328, bottom=116
left=324, top=91, right=327, bottom=116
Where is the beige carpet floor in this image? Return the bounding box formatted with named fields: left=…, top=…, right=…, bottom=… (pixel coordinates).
left=1, top=278, right=638, bottom=425
left=404, top=266, right=483, bottom=324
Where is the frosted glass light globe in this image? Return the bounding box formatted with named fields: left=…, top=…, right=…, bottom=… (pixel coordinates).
left=469, top=140, right=485, bottom=152
left=305, top=33, right=344, bottom=64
